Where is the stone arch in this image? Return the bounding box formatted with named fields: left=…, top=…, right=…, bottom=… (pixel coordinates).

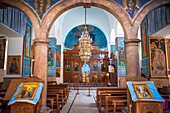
left=2, top=0, right=40, bottom=33
left=41, top=0, right=131, bottom=39
left=133, top=0, right=170, bottom=36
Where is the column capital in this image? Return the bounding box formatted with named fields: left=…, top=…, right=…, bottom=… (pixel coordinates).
left=124, top=39, right=140, bottom=44
left=33, top=38, right=50, bottom=45
left=125, top=39, right=140, bottom=46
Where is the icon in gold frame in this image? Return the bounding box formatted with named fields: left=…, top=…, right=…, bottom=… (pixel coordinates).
left=15, top=82, right=39, bottom=100
left=133, top=82, right=154, bottom=99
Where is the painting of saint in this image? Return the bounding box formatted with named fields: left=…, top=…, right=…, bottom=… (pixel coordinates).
left=92, top=61, right=98, bottom=71
left=74, top=62, right=79, bottom=72
left=34, top=0, right=51, bottom=19
left=119, top=48, right=126, bottom=66
left=133, top=82, right=153, bottom=99
left=15, top=82, right=39, bottom=100
left=7, top=56, right=21, bottom=75
left=65, top=62, right=71, bottom=72
left=25, top=25, right=31, bottom=58
left=48, top=48, right=53, bottom=66
left=149, top=38, right=167, bottom=77
left=123, top=0, right=140, bottom=17
left=152, top=49, right=166, bottom=76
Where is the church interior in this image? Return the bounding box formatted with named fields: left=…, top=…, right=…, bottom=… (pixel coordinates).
left=1, top=0, right=170, bottom=113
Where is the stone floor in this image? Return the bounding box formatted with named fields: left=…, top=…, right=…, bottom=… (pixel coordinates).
left=61, top=89, right=99, bottom=113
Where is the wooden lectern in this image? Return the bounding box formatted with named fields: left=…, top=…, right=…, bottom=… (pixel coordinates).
left=126, top=81, right=164, bottom=113
left=8, top=77, right=44, bottom=113
left=11, top=101, right=41, bottom=113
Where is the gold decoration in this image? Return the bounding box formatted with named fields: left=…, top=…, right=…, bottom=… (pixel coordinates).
left=78, top=8, right=92, bottom=64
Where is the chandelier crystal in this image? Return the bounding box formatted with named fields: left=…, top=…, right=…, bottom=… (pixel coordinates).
left=78, top=8, right=92, bottom=63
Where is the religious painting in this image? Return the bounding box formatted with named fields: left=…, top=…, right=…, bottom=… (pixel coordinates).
left=149, top=37, right=168, bottom=78
left=65, top=61, right=71, bottom=72
left=34, top=0, right=51, bottom=19
left=48, top=66, right=56, bottom=76
left=92, top=61, right=98, bottom=71
left=120, top=0, right=151, bottom=18
left=0, top=38, right=6, bottom=69
left=118, top=66, right=126, bottom=76
left=56, top=68, right=60, bottom=77
left=56, top=61, right=60, bottom=67
left=74, top=61, right=79, bottom=72
left=7, top=56, right=21, bottom=75
left=56, top=45, right=61, bottom=67
left=65, top=25, right=107, bottom=49
left=15, top=82, right=39, bottom=100
left=48, top=48, right=55, bottom=66
left=101, top=63, right=106, bottom=72
left=24, top=24, right=32, bottom=58
left=118, top=47, right=126, bottom=66
left=141, top=23, right=148, bottom=58
left=133, top=82, right=153, bottom=99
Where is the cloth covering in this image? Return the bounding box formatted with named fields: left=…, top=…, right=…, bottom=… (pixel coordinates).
left=8, top=82, right=43, bottom=105
left=127, top=81, right=164, bottom=102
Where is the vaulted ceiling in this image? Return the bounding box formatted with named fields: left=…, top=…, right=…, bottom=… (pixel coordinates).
left=49, top=6, right=124, bottom=47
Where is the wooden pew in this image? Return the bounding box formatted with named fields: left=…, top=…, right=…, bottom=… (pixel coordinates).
left=96, top=87, right=126, bottom=106
left=106, top=96, right=127, bottom=113
left=99, top=90, right=127, bottom=110
left=0, top=88, right=7, bottom=111
left=48, top=84, right=69, bottom=103
left=47, top=88, right=64, bottom=109
left=47, top=94, right=60, bottom=113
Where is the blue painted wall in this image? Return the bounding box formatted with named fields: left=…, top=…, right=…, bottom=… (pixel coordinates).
left=64, top=25, right=107, bottom=49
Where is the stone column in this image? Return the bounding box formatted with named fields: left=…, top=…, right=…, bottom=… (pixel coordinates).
left=124, top=39, right=140, bottom=80
left=33, top=38, right=50, bottom=109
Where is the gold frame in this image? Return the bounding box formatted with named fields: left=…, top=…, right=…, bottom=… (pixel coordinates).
left=7, top=55, right=21, bottom=75
left=133, top=82, right=154, bottom=99
left=149, top=37, right=168, bottom=78
left=15, top=82, right=39, bottom=100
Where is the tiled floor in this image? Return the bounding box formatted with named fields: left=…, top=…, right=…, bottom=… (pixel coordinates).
left=61, top=89, right=99, bottom=113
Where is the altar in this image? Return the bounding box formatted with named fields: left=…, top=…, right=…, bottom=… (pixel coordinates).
left=63, top=44, right=109, bottom=83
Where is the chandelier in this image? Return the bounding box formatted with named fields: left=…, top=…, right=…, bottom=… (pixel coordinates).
left=78, top=8, right=92, bottom=63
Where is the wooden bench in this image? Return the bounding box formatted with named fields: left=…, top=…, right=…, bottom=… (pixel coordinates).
left=47, top=94, right=60, bottom=113
left=48, top=84, right=69, bottom=103
left=47, top=88, right=64, bottom=109
left=96, top=87, right=126, bottom=106
left=106, top=96, right=127, bottom=113
left=99, top=90, right=127, bottom=110
left=0, top=88, right=7, bottom=111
